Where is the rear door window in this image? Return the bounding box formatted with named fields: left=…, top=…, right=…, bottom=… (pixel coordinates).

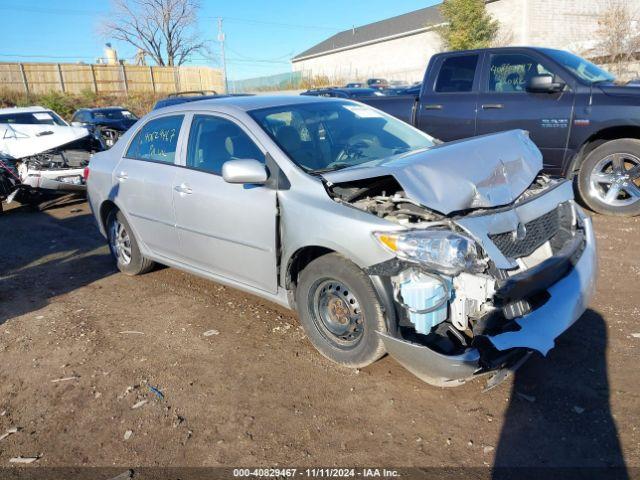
left=435, top=55, right=479, bottom=93
left=126, top=115, right=184, bottom=163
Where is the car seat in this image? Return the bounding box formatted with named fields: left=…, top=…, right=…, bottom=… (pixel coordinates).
left=194, top=123, right=235, bottom=174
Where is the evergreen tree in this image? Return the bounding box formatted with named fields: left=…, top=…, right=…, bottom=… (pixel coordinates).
left=437, top=0, right=499, bottom=50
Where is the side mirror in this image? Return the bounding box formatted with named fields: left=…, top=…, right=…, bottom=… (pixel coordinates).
left=71, top=121, right=85, bottom=127
left=526, top=75, right=566, bottom=93
left=222, top=159, right=268, bottom=184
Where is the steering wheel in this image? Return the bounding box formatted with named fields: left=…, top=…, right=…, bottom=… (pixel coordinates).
left=334, top=133, right=380, bottom=165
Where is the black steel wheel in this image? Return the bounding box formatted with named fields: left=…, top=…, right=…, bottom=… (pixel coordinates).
left=295, top=253, right=387, bottom=368
left=308, top=278, right=365, bottom=349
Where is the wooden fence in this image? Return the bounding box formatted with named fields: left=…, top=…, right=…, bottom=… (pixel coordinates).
left=0, top=62, right=225, bottom=95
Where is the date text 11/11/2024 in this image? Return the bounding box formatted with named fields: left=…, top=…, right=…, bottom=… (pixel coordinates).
left=232, top=468, right=400, bottom=477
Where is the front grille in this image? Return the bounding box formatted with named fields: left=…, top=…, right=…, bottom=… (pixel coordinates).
left=489, top=207, right=560, bottom=259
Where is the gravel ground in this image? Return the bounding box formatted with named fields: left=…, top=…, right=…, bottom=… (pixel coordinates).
left=0, top=200, right=638, bottom=471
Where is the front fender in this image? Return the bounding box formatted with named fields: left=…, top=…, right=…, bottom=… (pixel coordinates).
left=276, top=181, right=401, bottom=287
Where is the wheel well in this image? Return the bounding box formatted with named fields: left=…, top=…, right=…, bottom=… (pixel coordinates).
left=569, top=126, right=640, bottom=177
left=284, top=247, right=399, bottom=334
left=99, top=200, right=118, bottom=231
left=285, top=246, right=334, bottom=294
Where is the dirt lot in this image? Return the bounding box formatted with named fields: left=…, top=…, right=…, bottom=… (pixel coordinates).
left=0, top=199, right=638, bottom=471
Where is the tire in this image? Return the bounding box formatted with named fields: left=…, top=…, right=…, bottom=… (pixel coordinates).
left=295, top=253, right=387, bottom=368
left=577, top=139, right=640, bottom=216
left=106, top=210, right=155, bottom=275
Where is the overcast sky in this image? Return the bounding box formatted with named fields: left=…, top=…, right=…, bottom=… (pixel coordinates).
left=0, top=0, right=439, bottom=80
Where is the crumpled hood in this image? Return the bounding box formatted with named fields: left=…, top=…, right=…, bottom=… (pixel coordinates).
left=322, top=129, right=543, bottom=215
left=0, top=124, right=90, bottom=159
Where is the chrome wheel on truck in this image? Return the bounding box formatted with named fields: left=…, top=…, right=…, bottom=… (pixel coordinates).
left=589, top=153, right=640, bottom=207
left=578, top=139, right=640, bottom=216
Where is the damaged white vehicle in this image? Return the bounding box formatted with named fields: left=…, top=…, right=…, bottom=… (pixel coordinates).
left=87, top=96, right=597, bottom=387
left=0, top=106, right=102, bottom=209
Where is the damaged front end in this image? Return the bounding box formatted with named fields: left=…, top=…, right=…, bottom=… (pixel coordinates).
left=15, top=138, right=92, bottom=192
left=1, top=123, right=101, bottom=207
left=324, top=131, right=597, bottom=387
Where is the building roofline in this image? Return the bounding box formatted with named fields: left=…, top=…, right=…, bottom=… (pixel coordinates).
left=292, top=0, right=501, bottom=63
left=292, top=23, right=444, bottom=63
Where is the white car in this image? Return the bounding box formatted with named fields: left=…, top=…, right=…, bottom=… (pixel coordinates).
left=0, top=106, right=102, bottom=208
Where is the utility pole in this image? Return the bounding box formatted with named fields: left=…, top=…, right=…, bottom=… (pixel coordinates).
left=217, top=17, right=229, bottom=93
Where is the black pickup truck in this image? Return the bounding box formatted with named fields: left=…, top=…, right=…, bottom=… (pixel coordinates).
left=361, top=47, right=640, bottom=216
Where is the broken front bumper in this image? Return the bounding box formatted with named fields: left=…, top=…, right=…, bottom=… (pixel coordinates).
left=21, top=168, right=86, bottom=192
left=377, top=214, right=597, bottom=387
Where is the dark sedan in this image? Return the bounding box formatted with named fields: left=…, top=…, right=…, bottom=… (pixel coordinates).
left=71, top=107, right=138, bottom=148
left=300, top=87, right=383, bottom=99
left=152, top=91, right=253, bottom=110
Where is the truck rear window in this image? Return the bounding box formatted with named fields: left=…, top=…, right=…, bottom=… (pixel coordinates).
left=435, top=55, right=479, bottom=93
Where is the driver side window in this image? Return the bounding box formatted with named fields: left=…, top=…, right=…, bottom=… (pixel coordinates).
left=488, top=54, right=554, bottom=92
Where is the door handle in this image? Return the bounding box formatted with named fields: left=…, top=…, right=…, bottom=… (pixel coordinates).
left=423, top=104, right=443, bottom=110
left=174, top=183, right=193, bottom=195
left=116, top=171, right=128, bottom=181
left=481, top=104, right=504, bottom=110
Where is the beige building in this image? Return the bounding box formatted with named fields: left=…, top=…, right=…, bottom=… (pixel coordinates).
left=291, top=0, right=640, bottom=84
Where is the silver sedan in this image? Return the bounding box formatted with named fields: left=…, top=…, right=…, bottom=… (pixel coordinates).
left=87, top=96, right=597, bottom=387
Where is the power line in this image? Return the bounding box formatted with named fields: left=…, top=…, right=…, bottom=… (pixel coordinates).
left=0, top=6, right=105, bottom=16
left=207, top=15, right=342, bottom=31
left=226, top=46, right=293, bottom=63
left=226, top=58, right=290, bottom=65
left=0, top=53, right=96, bottom=60
left=0, top=52, right=291, bottom=66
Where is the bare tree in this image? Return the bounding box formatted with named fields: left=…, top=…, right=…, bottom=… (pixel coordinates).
left=103, top=0, right=209, bottom=66
left=595, top=1, right=640, bottom=78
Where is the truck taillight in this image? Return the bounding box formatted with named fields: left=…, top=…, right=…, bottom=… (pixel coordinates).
left=83, top=167, right=90, bottom=180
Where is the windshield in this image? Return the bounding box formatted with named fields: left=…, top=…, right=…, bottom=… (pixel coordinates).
left=544, top=49, right=615, bottom=84
left=93, top=109, right=137, bottom=120
left=0, top=111, right=67, bottom=126
left=249, top=101, right=434, bottom=173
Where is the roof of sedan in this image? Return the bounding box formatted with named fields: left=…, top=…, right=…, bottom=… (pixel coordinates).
left=79, top=107, right=127, bottom=112
left=0, top=106, right=52, bottom=114
left=156, top=94, right=341, bottom=114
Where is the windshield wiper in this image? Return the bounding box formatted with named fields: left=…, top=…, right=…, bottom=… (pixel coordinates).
left=591, top=79, right=613, bottom=85
left=310, top=163, right=357, bottom=174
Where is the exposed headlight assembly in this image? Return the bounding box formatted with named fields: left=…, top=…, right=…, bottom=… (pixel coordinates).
left=374, top=229, right=485, bottom=275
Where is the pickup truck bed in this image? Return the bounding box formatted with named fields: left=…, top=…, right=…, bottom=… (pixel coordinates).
left=358, top=95, right=417, bottom=125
